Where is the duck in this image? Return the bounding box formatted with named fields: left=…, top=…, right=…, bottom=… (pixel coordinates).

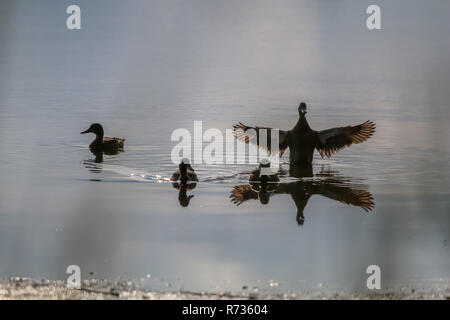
left=249, top=159, right=279, bottom=183
left=171, top=158, right=198, bottom=184
left=80, top=123, right=125, bottom=155
left=233, top=102, right=375, bottom=165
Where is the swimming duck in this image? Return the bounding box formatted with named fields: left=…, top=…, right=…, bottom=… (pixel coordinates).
left=233, top=102, right=375, bottom=165
left=171, top=158, right=198, bottom=184
left=80, top=123, right=125, bottom=154
left=249, top=159, right=279, bottom=183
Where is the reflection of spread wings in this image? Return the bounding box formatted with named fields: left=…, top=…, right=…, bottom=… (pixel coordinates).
left=245, top=179, right=375, bottom=213
left=230, top=185, right=258, bottom=206
left=233, top=122, right=289, bottom=156
left=314, top=182, right=374, bottom=212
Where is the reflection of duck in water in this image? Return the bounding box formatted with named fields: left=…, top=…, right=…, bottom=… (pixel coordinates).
left=230, top=165, right=374, bottom=225
left=171, top=159, right=198, bottom=207
left=231, top=182, right=278, bottom=206
left=81, top=158, right=103, bottom=180
left=81, top=123, right=125, bottom=156
left=231, top=159, right=279, bottom=205
left=233, top=102, right=375, bottom=165
left=249, top=159, right=279, bottom=182
left=171, top=158, right=198, bottom=184
left=90, top=152, right=103, bottom=163
left=172, top=183, right=196, bottom=207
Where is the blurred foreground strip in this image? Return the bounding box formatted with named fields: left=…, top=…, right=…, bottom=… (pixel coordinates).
left=0, top=277, right=448, bottom=300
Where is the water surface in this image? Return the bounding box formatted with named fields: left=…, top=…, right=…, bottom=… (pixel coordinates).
left=0, top=0, right=449, bottom=296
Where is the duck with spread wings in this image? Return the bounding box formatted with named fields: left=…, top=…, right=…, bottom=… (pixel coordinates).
left=233, top=102, right=375, bottom=165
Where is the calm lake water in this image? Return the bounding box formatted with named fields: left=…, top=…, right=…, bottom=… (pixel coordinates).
left=0, top=0, right=449, bottom=296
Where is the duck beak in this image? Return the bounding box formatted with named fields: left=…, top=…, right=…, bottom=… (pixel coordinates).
left=298, top=103, right=307, bottom=115
left=80, top=129, right=90, bottom=134
left=187, top=164, right=194, bottom=171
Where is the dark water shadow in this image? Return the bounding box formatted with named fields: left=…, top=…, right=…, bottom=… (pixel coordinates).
left=230, top=163, right=375, bottom=225
left=82, top=148, right=125, bottom=177
left=172, top=182, right=197, bottom=207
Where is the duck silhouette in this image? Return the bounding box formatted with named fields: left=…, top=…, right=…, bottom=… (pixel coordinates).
left=172, top=183, right=196, bottom=207
left=230, top=167, right=374, bottom=225
left=171, top=158, right=198, bottom=184
left=233, top=102, right=375, bottom=165
left=81, top=123, right=125, bottom=155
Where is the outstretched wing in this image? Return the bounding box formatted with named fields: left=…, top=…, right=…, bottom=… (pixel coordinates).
left=315, top=120, right=375, bottom=158
left=233, top=122, right=288, bottom=156
left=230, top=185, right=258, bottom=206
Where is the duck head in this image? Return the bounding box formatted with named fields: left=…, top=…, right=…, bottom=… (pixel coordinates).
left=298, top=102, right=307, bottom=115
left=259, top=190, right=270, bottom=204
left=296, top=208, right=305, bottom=225
left=81, top=123, right=104, bottom=137
left=179, top=158, right=194, bottom=176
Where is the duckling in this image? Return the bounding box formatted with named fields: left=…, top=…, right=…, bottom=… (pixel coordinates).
left=249, top=159, right=279, bottom=183
left=81, top=123, right=125, bottom=154
left=171, top=158, right=198, bottom=184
